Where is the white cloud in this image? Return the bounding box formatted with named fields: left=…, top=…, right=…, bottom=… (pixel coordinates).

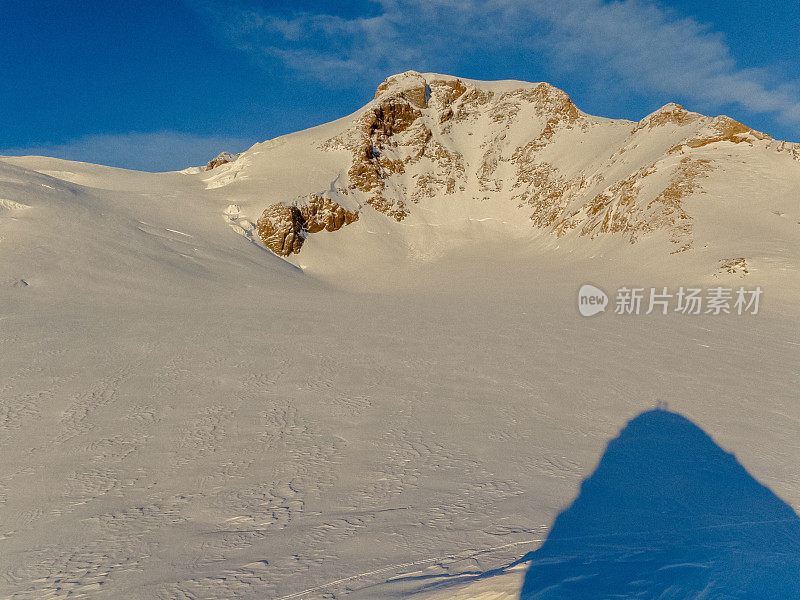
left=192, top=0, right=800, bottom=126
left=1, top=131, right=256, bottom=172
left=528, top=0, right=800, bottom=124
left=208, top=3, right=422, bottom=83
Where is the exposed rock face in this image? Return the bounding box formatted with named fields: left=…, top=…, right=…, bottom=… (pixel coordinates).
left=673, top=115, right=771, bottom=151
left=552, top=157, right=712, bottom=250
left=257, top=205, right=305, bottom=256
left=718, top=257, right=750, bottom=276
left=322, top=71, right=471, bottom=220
left=254, top=71, right=798, bottom=257
left=300, top=194, right=360, bottom=234
left=206, top=152, right=239, bottom=171
left=322, top=72, right=601, bottom=231
left=632, top=103, right=700, bottom=132
left=256, top=195, right=359, bottom=256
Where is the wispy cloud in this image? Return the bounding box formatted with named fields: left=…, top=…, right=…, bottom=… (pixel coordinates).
left=197, top=2, right=422, bottom=83
left=191, top=0, right=800, bottom=126
left=528, top=0, right=800, bottom=124
left=1, top=131, right=256, bottom=172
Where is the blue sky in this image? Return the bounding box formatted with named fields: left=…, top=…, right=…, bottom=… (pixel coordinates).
left=2, top=0, right=799, bottom=171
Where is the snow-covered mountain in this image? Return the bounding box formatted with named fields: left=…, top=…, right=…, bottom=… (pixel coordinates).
left=1, top=73, right=799, bottom=600
left=195, top=71, right=798, bottom=269
left=7, top=70, right=792, bottom=288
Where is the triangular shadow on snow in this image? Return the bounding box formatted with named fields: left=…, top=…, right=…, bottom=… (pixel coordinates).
left=518, top=409, right=800, bottom=599
left=374, top=409, right=800, bottom=599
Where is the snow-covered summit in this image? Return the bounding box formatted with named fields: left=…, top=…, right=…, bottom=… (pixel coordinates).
left=234, top=71, right=799, bottom=272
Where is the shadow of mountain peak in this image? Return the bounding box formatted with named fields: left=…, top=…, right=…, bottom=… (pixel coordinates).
left=520, top=409, right=800, bottom=599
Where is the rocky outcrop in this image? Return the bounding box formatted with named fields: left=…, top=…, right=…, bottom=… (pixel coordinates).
left=257, top=205, right=305, bottom=256
left=322, top=72, right=591, bottom=227
left=549, top=157, right=712, bottom=251
left=256, top=195, right=359, bottom=256
left=671, top=116, right=770, bottom=151
left=206, top=152, right=239, bottom=171
left=300, top=194, right=360, bottom=234
left=718, top=257, right=750, bottom=276
left=335, top=72, right=429, bottom=219
left=632, top=103, right=701, bottom=133
left=322, top=71, right=475, bottom=220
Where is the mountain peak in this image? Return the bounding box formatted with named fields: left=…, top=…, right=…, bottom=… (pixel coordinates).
left=372, top=71, right=579, bottom=110
left=374, top=70, right=428, bottom=108
left=634, top=103, right=701, bottom=132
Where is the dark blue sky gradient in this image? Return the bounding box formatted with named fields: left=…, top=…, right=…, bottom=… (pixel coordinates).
left=1, top=1, right=798, bottom=170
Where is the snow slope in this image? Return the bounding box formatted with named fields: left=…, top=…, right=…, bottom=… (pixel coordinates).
left=1, top=73, right=799, bottom=599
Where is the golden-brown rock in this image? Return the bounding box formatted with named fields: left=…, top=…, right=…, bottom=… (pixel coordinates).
left=256, top=205, right=305, bottom=256
left=632, top=103, right=700, bottom=133
left=671, top=116, right=771, bottom=152
left=205, top=152, right=239, bottom=171
left=299, top=194, right=360, bottom=234
left=256, top=196, right=359, bottom=256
